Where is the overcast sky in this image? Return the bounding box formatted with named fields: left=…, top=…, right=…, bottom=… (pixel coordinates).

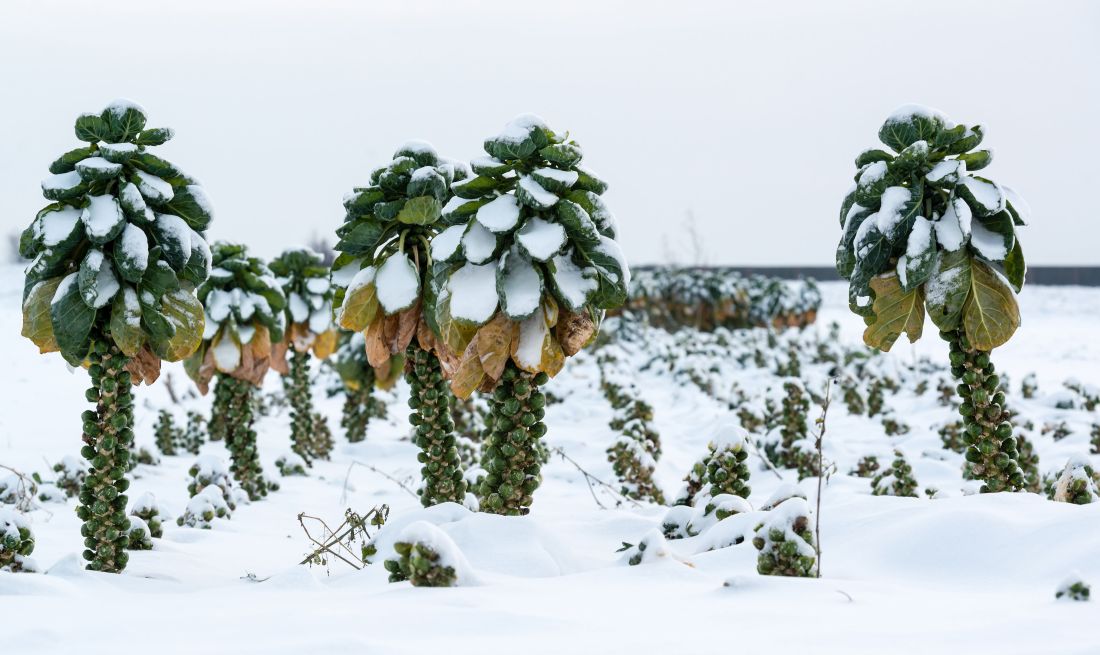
left=2, top=0, right=1097, bottom=266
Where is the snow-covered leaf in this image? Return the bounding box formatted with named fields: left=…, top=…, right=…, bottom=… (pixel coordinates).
left=548, top=253, right=597, bottom=311
left=448, top=261, right=498, bottom=325
left=497, top=249, right=543, bottom=320
left=431, top=224, right=466, bottom=263
left=516, top=175, right=559, bottom=210
left=109, top=286, right=144, bottom=357
left=926, top=249, right=972, bottom=332
left=969, top=212, right=1014, bottom=263
left=153, top=213, right=193, bottom=271
left=376, top=253, right=420, bottom=314
left=897, top=216, right=935, bottom=292
left=956, top=175, right=1005, bottom=217
left=75, top=157, right=122, bottom=183
left=462, top=221, right=498, bottom=264
left=517, top=217, right=565, bottom=262
left=475, top=195, right=522, bottom=233
left=81, top=194, right=126, bottom=245
left=50, top=273, right=96, bottom=364
left=78, top=249, right=120, bottom=309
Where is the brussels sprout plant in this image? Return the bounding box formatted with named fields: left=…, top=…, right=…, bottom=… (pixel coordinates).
left=427, top=115, right=630, bottom=515
left=270, top=248, right=336, bottom=465
left=19, top=100, right=211, bottom=572
left=836, top=106, right=1029, bottom=493
left=331, top=142, right=472, bottom=506
left=185, top=243, right=285, bottom=499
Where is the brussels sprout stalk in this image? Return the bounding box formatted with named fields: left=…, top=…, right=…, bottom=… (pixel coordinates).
left=218, top=374, right=273, bottom=500
left=407, top=345, right=466, bottom=506
left=479, top=364, right=548, bottom=515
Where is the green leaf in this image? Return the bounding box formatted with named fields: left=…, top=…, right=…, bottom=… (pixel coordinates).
left=50, top=273, right=97, bottom=364
left=484, top=128, right=545, bottom=161
left=109, top=286, right=144, bottom=357
left=102, top=101, right=148, bottom=142
left=179, top=232, right=210, bottom=286
left=850, top=221, right=891, bottom=289
left=114, top=224, right=149, bottom=283
left=130, top=152, right=180, bottom=179
left=946, top=125, right=983, bottom=155
left=452, top=175, right=502, bottom=200
left=565, top=190, right=616, bottom=238
left=139, top=293, right=174, bottom=343
left=21, top=277, right=63, bottom=354
left=441, top=197, right=490, bottom=224
left=854, top=149, right=893, bottom=167
left=540, top=143, right=583, bottom=168
left=41, top=172, right=87, bottom=202
left=969, top=211, right=1014, bottom=263
left=134, top=127, right=174, bottom=146
left=898, top=217, right=936, bottom=292
left=75, top=157, right=122, bottom=183
left=878, top=108, right=944, bottom=152
left=150, top=289, right=205, bottom=361
left=396, top=195, right=442, bottom=226
left=838, top=188, right=857, bottom=228
left=374, top=198, right=406, bottom=221
left=496, top=249, right=543, bottom=321
left=336, top=220, right=387, bottom=257
left=343, top=188, right=386, bottom=217
left=958, top=150, right=993, bottom=171
left=74, top=114, right=110, bottom=143
left=863, top=273, right=925, bottom=352
left=163, top=185, right=213, bottom=231
left=836, top=205, right=873, bottom=280
left=49, top=146, right=97, bottom=174
left=142, top=258, right=180, bottom=299
left=471, top=157, right=513, bottom=177
left=78, top=249, right=120, bottom=309
left=1004, top=239, right=1026, bottom=293
left=406, top=169, right=447, bottom=204
left=555, top=200, right=601, bottom=251
left=573, top=168, right=608, bottom=194
left=579, top=236, right=629, bottom=310
left=963, top=259, right=1021, bottom=350
left=925, top=248, right=972, bottom=332
left=152, top=214, right=192, bottom=271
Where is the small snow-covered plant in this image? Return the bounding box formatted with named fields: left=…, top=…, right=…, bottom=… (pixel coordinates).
left=129, top=492, right=162, bottom=538
left=765, top=380, right=814, bottom=477
left=871, top=450, right=918, bottom=497
left=1021, top=373, right=1038, bottom=399
left=1091, top=423, right=1100, bottom=456
left=700, top=423, right=752, bottom=503
left=618, top=530, right=671, bottom=566
left=275, top=453, right=308, bottom=477
left=153, top=409, right=180, bottom=456
left=186, top=243, right=286, bottom=498
left=1056, top=575, right=1090, bottom=602
left=426, top=115, right=629, bottom=515
left=384, top=522, right=469, bottom=587
left=840, top=377, right=866, bottom=415
left=866, top=380, right=885, bottom=417
left=672, top=455, right=708, bottom=507
left=327, top=332, right=385, bottom=443
left=752, top=497, right=817, bottom=578
left=938, top=420, right=966, bottom=453
left=125, top=516, right=153, bottom=550
left=331, top=142, right=473, bottom=507
left=606, top=396, right=664, bottom=503
left=1015, top=431, right=1041, bottom=493
left=850, top=455, right=880, bottom=478
left=1042, top=421, right=1072, bottom=442
left=270, top=248, right=336, bottom=464
left=186, top=455, right=236, bottom=509
left=180, top=410, right=205, bottom=455
left=307, top=411, right=335, bottom=461
left=881, top=413, right=910, bottom=437
left=1052, top=456, right=1098, bottom=505
left=450, top=394, right=486, bottom=442
left=0, top=509, right=37, bottom=573
left=51, top=455, right=86, bottom=498
left=837, top=105, right=1029, bottom=494
left=19, top=100, right=212, bottom=573
left=176, top=485, right=230, bottom=528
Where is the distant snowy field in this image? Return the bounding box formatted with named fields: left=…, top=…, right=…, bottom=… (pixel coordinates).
left=2, top=264, right=1099, bottom=655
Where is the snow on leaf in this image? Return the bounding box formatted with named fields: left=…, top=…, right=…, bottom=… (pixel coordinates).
left=37, top=207, right=82, bottom=247
left=288, top=293, right=310, bottom=324
left=475, top=195, right=522, bottom=233
left=376, top=254, right=420, bottom=314
left=957, top=176, right=1005, bottom=216
left=517, top=175, right=559, bottom=210
left=431, top=224, right=465, bottom=262
left=462, top=221, right=498, bottom=264
left=549, top=253, right=597, bottom=310
left=448, top=261, right=498, bottom=325
left=81, top=194, right=125, bottom=243
left=517, top=217, right=566, bottom=262
left=134, top=170, right=174, bottom=204
left=498, top=250, right=542, bottom=320
left=212, top=328, right=241, bottom=373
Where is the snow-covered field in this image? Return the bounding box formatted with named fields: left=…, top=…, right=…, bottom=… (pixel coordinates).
left=2, top=265, right=1099, bottom=655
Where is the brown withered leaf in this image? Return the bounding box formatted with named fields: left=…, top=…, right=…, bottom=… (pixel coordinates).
left=555, top=309, right=596, bottom=357
left=450, top=339, right=485, bottom=400
left=392, top=301, right=420, bottom=355
left=477, top=313, right=512, bottom=381
left=125, top=345, right=162, bottom=386
left=364, top=319, right=391, bottom=369
left=270, top=340, right=289, bottom=376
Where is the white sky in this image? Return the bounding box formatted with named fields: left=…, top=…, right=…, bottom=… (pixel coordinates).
left=1, top=0, right=1097, bottom=265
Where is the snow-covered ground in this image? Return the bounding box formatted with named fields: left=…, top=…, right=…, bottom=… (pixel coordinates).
left=2, top=265, right=1099, bottom=655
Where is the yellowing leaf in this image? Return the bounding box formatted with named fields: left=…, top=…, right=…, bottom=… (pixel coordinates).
left=540, top=333, right=565, bottom=378
left=21, top=277, right=63, bottom=354
left=109, top=287, right=144, bottom=357
left=450, top=340, right=485, bottom=399
left=437, top=289, right=478, bottom=355
left=555, top=309, right=596, bottom=357
left=311, top=328, right=338, bottom=360
left=337, top=280, right=379, bottom=332
left=863, top=273, right=925, bottom=352
left=152, top=289, right=205, bottom=362
left=964, top=259, right=1021, bottom=350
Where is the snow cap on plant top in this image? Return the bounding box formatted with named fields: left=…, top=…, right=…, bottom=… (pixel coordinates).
left=331, top=140, right=471, bottom=372
left=270, top=248, right=336, bottom=363
left=428, top=114, right=630, bottom=397
left=185, top=242, right=287, bottom=393
left=20, top=99, right=212, bottom=380
left=836, top=104, right=1029, bottom=352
